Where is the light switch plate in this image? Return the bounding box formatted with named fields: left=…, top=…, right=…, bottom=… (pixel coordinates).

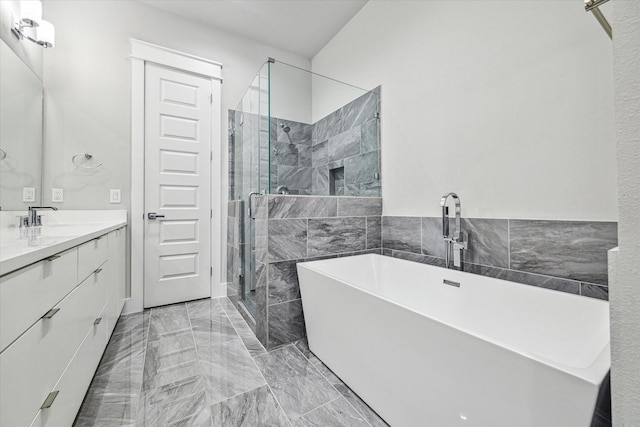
left=110, top=189, right=121, bottom=204
left=22, top=187, right=35, bottom=202
left=52, top=188, right=64, bottom=203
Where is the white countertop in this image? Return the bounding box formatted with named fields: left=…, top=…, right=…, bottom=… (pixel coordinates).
left=0, top=210, right=127, bottom=276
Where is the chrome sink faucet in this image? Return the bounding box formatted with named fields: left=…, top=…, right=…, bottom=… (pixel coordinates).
left=440, top=193, right=467, bottom=269
left=20, top=206, right=58, bottom=227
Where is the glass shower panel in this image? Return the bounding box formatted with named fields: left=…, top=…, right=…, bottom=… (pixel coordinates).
left=229, top=58, right=382, bottom=324
left=233, top=63, right=270, bottom=317
left=269, top=61, right=381, bottom=197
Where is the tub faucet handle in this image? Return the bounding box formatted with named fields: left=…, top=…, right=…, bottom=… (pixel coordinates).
left=452, top=231, right=467, bottom=269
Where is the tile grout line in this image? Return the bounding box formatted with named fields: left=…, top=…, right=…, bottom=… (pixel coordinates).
left=507, top=218, right=511, bottom=270
left=296, top=396, right=343, bottom=421
left=269, top=214, right=379, bottom=221
left=306, top=218, right=309, bottom=259
left=289, top=343, right=375, bottom=427
left=365, top=216, right=368, bottom=250
left=272, top=247, right=382, bottom=264
left=420, top=217, right=423, bottom=256
left=381, top=216, right=385, bottom=254
left=265, top=208, right=271, bottom=349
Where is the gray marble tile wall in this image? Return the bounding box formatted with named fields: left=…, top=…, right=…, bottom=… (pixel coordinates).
left=270, top=117, right=314, bottom=194
left=251, top=195, right=382, bottom=349
left=382, top=216, right=618, bottom=300
left=311, top=88, right=381, bottom=197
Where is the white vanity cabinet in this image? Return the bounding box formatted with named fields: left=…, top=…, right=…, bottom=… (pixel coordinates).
left=0, top=225, right=127, bottom=427
left=106, top=227, right=126, bottom=334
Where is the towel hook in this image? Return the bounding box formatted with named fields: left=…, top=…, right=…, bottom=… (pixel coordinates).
left=72, top=153, right=103, bottom=169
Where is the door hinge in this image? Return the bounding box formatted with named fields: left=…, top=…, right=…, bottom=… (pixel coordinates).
left=210, top=94, right=213, bottom=104
left=210, top=267, right=213, bottom=276
left=211, top=151, right=213, bottom=161
left=210, top=209, right=213, bottom=218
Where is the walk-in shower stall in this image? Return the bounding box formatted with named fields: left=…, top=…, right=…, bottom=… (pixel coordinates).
left=227, top=59, right=381, bottom=342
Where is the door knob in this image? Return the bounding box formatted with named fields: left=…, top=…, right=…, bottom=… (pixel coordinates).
left=148, top=212, right=165, bottom=220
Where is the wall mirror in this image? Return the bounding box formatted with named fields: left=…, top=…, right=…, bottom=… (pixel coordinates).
left=0, top=39, right=43, bottom=211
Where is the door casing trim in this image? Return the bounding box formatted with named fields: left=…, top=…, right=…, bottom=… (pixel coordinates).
left=126, top=39, right=222, bottom=314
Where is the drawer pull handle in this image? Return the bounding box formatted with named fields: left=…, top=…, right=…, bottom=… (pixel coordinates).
left=94, top=317, right=102, bottom=325
left=45, top=254, right=61, bottom=262
left=94, top=268, right=103, bottom=274
left=95, top=235, right=104, bottom=240
left=41, top=391, right=59, bottom=409
left=42, top=308, right=61, bottom=319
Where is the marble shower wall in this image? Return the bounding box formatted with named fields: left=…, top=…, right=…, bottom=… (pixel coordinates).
left=230, top=88, right=381, bottom=198
left=267, top=88, right=381, bottom=196
left=311, top=88, right=381, bottom=197
left=382, top=217, right=618, bottom=300
left=249, top=195, right=382, bottom=349
left=269, top=118, right=314, bottom=194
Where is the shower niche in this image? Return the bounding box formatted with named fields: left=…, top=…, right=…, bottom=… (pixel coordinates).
left=329, top=166, right=344, bottom=196
left=227, top=59, right=381, bottom=346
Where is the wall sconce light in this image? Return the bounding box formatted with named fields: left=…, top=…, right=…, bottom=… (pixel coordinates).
left=585, top=0, right=612, bottom=39
left=11, top=1, right=55, bottom=48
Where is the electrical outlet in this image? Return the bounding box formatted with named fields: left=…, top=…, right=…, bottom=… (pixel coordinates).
left=110, top=189, right=121, bottom=204
left=23, top=187, right=35, bottom=202
left=52, top=188, right=64, bottom=203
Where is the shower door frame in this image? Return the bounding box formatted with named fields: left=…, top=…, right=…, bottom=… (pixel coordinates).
left=236, top=60, right=271, bottom=319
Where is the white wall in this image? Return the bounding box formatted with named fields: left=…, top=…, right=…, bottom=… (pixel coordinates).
left=611, top=1, right=640, bottom=423
left=271, top=61, right=312, bottom=124
left=41, top=1, right=311, bottom=292
left=312, top=1, right=616, bottom=220
left=42, top=0, right=310, bottom=211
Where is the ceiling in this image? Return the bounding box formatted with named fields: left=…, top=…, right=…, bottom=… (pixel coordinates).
left=139, top=0, right=368, bottom=59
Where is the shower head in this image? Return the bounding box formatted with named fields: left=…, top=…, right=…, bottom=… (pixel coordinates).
left=280, top=123, right=291, bottom=133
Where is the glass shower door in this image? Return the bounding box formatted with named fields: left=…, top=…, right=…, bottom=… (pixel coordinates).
left=234, top=62, right=270, bottom=318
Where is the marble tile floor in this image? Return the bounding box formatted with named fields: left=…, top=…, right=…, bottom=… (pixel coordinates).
left=74, top=297, right=388, bottom=427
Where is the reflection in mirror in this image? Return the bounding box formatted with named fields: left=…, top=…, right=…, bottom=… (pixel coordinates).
left=0, top=40, right=43, bottom=210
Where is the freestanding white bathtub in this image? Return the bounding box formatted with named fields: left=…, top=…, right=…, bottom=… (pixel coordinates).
left=297, top=254, right=610, bottom=427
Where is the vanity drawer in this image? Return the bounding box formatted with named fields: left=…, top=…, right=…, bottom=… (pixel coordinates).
left=0, top=248, right=78, bottom=352
left=29, top=304, right=109, bottom=427
left=77, top=235, right=108, bottom=283
left=0, top=262, right=107, bottom=427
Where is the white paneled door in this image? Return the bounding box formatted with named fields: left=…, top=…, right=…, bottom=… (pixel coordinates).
left=144, top=63, right=212, bottom=308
